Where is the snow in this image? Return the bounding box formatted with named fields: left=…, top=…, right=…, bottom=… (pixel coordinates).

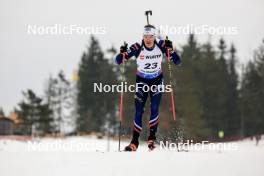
left=0, top=136, right=263, bottom=176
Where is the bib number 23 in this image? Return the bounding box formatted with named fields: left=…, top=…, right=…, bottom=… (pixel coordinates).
left=144, top=62, right=158, bottom=69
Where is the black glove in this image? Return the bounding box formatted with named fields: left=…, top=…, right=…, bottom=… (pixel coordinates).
left=120, top=42, right=128, bottom=53
left=165, top=39, right=173, bottom=50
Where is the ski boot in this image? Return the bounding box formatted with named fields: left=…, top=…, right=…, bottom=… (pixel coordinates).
left=124, top=139, right=139, bottom=152
left=147, top=136, right=156, bottom=151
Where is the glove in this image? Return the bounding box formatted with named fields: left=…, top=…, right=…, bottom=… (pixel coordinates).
left=165, top=39, right=173, bottom=50
left=120, top=42, right=128, bottom=53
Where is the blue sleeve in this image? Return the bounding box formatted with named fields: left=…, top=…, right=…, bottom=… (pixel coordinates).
left=115, top=42, right=141, bottom=65
left=157, top=40, right=181, bottom=65
left=115, top=54, right=124, bottom=65
left=157, top=40, right=167, bottom=53
left=170, top=51, right=181, bottom=65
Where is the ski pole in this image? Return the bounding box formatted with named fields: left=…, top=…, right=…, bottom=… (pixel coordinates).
left=118, top=42, right=127, bottom=151
left=118, top=64, right=124, bottom=151
left=166, top=36, right=176, bottom=121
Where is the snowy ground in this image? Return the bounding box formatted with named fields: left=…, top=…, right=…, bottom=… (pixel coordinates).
left=0, top=136, right=263, bottom=176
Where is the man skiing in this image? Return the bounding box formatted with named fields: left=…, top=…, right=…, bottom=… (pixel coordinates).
left=115, top=24, right=181, bottom=151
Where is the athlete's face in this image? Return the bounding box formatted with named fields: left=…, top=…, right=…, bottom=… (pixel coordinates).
left=143, top=35, right=155, bottom=48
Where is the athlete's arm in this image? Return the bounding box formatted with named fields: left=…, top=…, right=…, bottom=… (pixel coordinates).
left=157, top=40, right=181, bottom=65
left=115, top=43, right=141, bottom=65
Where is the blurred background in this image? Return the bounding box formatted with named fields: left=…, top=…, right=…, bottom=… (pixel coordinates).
left=0, top=0, right=264, bottom=143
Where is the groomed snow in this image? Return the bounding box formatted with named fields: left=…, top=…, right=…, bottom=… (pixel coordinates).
left=0, top=136, right=263, bottom=176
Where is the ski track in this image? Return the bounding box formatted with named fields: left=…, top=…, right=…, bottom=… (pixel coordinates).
left=0, top=136, right=263, bottom=176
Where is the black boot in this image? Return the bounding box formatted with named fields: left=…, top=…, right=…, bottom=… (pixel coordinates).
left=148, top=124, right=158, bottom=151
left=147, top=135, right=156, bottom=151
left=124, top=130, right=140, bottom=152
left=124, top=139, right=139, bottom=151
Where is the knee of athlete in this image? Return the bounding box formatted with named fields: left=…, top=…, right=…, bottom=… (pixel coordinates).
left=152, top=90, right=162, bottom=98
left=134, top=92, right=144, bottom=103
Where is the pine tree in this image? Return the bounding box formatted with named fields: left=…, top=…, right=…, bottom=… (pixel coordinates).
left=15, top=89, right=53, bottom=135
left=44, top=71, right=73, bottom=134
left=226, top=44, right=240, bottom=136
left=240, top=40, right=264, bottom=136
left=77, top=36, right=117, bottom=134
left=174, top=34, right=211, bottom=140
left=212, top=38, right=230, bottom=137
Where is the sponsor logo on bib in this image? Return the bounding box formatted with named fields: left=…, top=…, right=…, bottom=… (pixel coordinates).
left=145, top=54, right=162, bottom=59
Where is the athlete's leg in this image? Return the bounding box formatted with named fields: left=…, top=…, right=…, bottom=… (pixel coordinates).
left=125, top=79, right=148, bottom=151
left=132, top=81, right=148, bottom=142
left=149, top=78, right=163, bottom=140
